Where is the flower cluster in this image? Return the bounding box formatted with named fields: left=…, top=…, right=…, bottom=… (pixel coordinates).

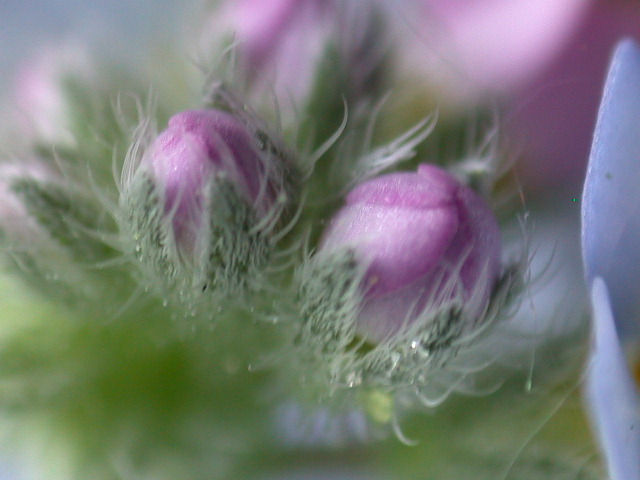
left=0, top=1, right=621, bottom=480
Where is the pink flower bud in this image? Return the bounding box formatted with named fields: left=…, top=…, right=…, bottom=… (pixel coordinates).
left=146, top=109, right=279, bottom=249
left=124, top=108, right=294, bottom=299
left=319, top=164, right=501, bottom=343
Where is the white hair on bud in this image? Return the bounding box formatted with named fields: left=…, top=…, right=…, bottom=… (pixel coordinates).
left=343, top=110, right=438, bottom=191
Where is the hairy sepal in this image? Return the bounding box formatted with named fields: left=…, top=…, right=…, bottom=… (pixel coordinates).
left=293, top=248, right=525, bottom=414
left=121, top=170, right=273, bottom=319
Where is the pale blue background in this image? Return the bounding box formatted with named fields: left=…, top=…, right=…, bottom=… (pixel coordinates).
left=0, top=0, right=184, bottom=84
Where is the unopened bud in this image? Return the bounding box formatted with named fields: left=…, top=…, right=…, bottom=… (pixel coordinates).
left=306, top=163, right=501, bottom=344
left=122, top=108, right=295, bottom=306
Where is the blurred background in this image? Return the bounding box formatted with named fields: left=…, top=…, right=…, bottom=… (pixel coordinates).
left=2, top=0, right=639, bottom=198
left=0, top=0, right=184, bottom=85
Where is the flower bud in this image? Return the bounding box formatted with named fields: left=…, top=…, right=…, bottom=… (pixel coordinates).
left=122, top=108, right=294, bottom=301
left=317, top=164, right=501, bottom=343
left=150, top=110, right=279, bottom=247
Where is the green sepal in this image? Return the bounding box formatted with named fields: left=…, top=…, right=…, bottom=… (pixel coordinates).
left=199, top=177, right=271, bottom=295
left=11, top=178, right=115, bottom=263
left=121, top=172, right=275, bottom=319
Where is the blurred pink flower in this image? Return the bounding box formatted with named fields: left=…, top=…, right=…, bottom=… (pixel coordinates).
left=509, top=1, right=640, bottom=192
left=393, top=0, right=592, bottom=106
left=212, top=0, right=330, bottom=100
left=11, top=42, right=95, bottom=146
left=196, top=0, right=387, bottom=118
